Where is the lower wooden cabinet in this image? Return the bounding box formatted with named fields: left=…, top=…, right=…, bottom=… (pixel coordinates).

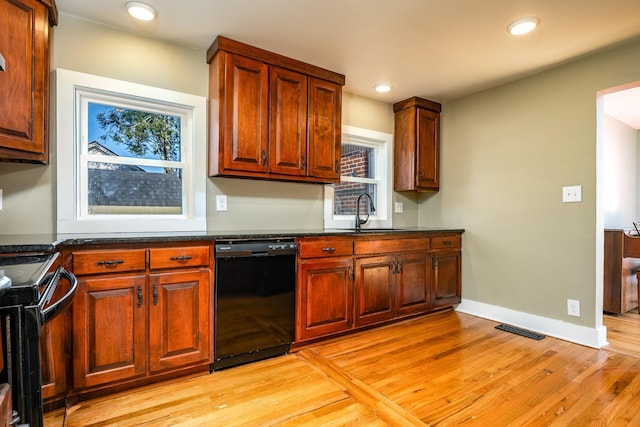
left=354, top=255, right=395, bottom=327
left=431, top=235, right=462, bottom=309
left=148, top=270, right=210, bottom=372
left=355, top=250, right=430, bottom=327
left=395, top=252, right=431, bottom=317
left=72, top=274, right=147, bottom=389
left=69, top=244, right=212, bottom=392
left=296, top=257, right=354, bottom=341
left=41, top=259, right=72, bottom=405
left=431, top=250, right=462, bottom=308
left=295, top=233, right=457, bottom=345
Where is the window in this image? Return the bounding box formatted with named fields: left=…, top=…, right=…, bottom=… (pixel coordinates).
left=56, top=69, right=207, bottom=234
left=324, top=125, right=392, bottom=229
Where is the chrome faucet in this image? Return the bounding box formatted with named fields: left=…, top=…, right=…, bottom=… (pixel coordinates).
left=355, top=192, right=376, bottom=232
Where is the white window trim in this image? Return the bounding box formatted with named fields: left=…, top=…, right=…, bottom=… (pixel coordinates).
left=55, top=69, right=207, bottom=234
left=324, top=125, right=393, bottom=230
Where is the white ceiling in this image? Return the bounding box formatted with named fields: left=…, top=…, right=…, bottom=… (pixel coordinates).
left=56, top=0, right=640, bottom=125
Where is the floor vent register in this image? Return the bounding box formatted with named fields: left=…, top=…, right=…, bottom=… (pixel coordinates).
left=495, top=324, right=546, bottom=340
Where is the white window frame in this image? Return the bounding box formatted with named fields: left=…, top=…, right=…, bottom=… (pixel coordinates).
left=55, top=69, right=207, bottom=234
left=324, top=125, right=393, bottom=230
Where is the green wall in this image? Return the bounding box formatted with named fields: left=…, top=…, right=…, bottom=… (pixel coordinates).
left=422, top=37, right=640, bottom=331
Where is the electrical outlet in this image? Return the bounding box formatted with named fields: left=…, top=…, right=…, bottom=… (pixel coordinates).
left=394, top=202, right=403, bottom=213
left=216, top=195, right=228, bottom=211
left=567, top=299, right=581, bottom=317
left=562, top=185, right=582, bottom=203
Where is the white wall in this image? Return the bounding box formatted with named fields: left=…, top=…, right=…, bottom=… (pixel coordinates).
left=603, top=114, right=637, bottom=228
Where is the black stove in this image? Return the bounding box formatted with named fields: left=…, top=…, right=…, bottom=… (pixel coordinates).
left=0, top=253, right=77, bottom=427
left=0, top=254, right=58, bottom=305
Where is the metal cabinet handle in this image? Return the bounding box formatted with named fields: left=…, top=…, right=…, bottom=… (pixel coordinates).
left=348, top=266, right=354, bottom=281
left=442, top=240, right=452, bottom=245
left=301, top=156, right=306, bottom=169
left=170, top=255, right=193, bottom=262
left=261, top=150, right=267, bottom=166
left=335, top=160, right=340, bottom=174
left=97, top=259, right=124, bottom=266
left=321, top=247, right=335, bottom=252
left=153, top=283, right=158, bottom=305
left=137, top=285, right=143, bottom=307
left=432, top=258, right=438, bottom=269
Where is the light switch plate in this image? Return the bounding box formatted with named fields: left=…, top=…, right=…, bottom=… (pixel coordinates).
left=216, top=195, right=227, bottom=211
left=562, top=185, right=582, bottom=203
left=394, top=202, right=404, bottom=213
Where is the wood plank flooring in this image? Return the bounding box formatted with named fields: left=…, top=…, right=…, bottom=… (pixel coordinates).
left=604, top=311, right=640, bottom=358
left=45, top=310, right=640, bottom=426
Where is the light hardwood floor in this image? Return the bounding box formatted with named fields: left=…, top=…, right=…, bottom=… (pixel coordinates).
left=45, top=310, right=640, bottom=426
left=604, top=310, right=640, bottom=358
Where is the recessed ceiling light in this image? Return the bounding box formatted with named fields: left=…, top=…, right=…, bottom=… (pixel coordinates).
left=374, top=83, right=392, bottom=93
left=126, top=2, right=157, bottom=21
left=507, top=17, right=539, bottom=36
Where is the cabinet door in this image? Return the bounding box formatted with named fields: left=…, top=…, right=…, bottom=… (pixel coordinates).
left=307, top=78, right=341, bottom=182
left=148, top=270, right=210, bottom=372
left=269, top=66, right=307, bottom=176
left=297, top=257, right=353, bottom=342
left=354, top=255, right=395, bottom=327
left=0, top=0, right=51, bottom=163
left=222, top=52, right=269, bottom=173
left=431, top=251, right=462, bottom=308
left=41, top=265, right=71, bottom=402
left=73, top=275, right=147, bottom=389
left=395, top=252, right=430, bottom=317
left=415, top=108, right=439, bottom=190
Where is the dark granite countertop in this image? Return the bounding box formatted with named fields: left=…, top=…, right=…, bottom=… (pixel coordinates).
left=0, top=227, right=465, bottom=254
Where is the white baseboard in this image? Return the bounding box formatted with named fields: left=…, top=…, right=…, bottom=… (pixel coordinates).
left=455, top=299, right=608, bottom=349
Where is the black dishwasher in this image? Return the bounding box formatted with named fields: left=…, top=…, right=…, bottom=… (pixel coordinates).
left=213, top=238, right=297, bottom=370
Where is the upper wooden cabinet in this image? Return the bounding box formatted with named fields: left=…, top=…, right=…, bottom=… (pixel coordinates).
left=0, top=0, right=57, bottom=164
left=393, top=97, right=442, bottom=192
left=207, top=36, right=344, bottom=183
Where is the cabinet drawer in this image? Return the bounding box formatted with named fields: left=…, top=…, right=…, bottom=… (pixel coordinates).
left=354, top=237, right=429, bottom=255
left=72, top=249, right=146, bottom=275
left=298, top=238, right=353, bottom=258
left=431, top=235, right=461, bottom=250
left=149, top=246, right=210, bottom=270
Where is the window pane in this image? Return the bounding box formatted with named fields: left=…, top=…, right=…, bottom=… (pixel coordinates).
left=333, top=183, right=377, bottom=216
left=341, top=144, right=375, bottom=179
left=88, top=162, right=183, bottom=214
left=88, top=102, right=182, bottom=162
